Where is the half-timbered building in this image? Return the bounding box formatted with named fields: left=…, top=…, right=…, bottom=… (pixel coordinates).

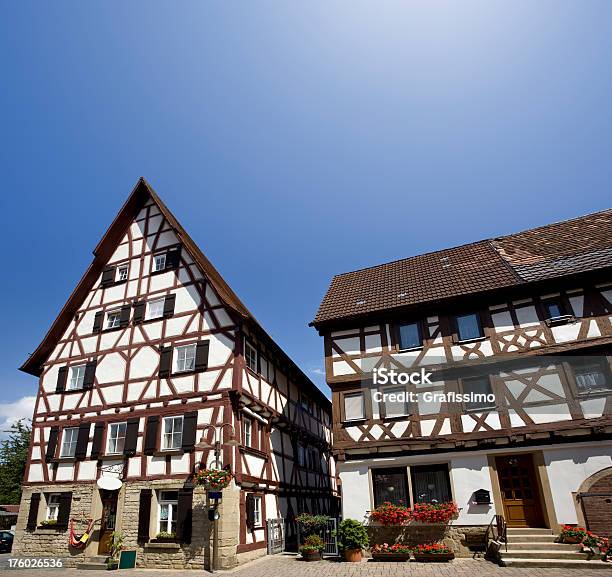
left=13, top=178, right=339, bottom=569
left=312, top=210, right=612, bottom=551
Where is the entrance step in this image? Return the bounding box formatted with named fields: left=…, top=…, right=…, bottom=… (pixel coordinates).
left=76, top=556, right=109, bottom=570
left=502, top=549, right=589, bottom=560
left=506, top=534, right=557, bottom=543
left=501, top=558, right=612, bottom=569
left=505, top=542, right=580, bottom=551
left=506, top=527, right=554, bottom=535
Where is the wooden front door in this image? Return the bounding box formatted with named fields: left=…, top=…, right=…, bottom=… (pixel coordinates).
left=98, top=490, right=118, bottom=555
left=496, top=454, right=545, bottom=528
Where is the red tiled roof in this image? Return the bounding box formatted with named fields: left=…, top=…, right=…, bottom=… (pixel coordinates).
left=313, top=209, right=612, bottom=327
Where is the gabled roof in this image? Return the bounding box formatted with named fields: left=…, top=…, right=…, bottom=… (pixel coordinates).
left=21, top=179, right=329, bottom=407
left=312, top=208, right=612, bottom=328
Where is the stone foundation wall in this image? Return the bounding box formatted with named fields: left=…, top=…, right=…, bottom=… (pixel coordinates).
left=366, top=524, right=486, bottom=558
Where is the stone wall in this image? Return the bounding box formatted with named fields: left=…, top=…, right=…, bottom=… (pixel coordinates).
left=366, top=523, right=486, bottom=558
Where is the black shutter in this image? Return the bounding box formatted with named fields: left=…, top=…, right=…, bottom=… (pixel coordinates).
left=176, top=489, right=193, bottom=544
left=138, top=489, right=152, bottom=542
left=83, top=360, right=97, bottom=389
left=56, top=492, right=72, bottom=528
left=159, top=346, right=172, bottom=378
left=143, top=416, right=159, bottom=455
left=133, top=301, right=145, bottom=324
left=166, top=247, right=181, bottom=270
left=246, top=494, right=255, bottom=529
left=195, top=341, right=210, bottom=372
left=92, top=311, right=103, bottom=333
left=56, top=366, right=68, bottom=393
left=101, top=266, right=115, bottom=287
left=45, top=427, right=59, bottom=462
left=124, top=418, right=139, bottom=456
left=163, top=294, right=176, bottom=318
left=119, top=305, right=131, bottom=328
left=90, top=422, right=104, bottom=460
left=26, top=493, right=40, bottom=530
left=75, top=423, right=90, bottom=460
left=181, top=411, right=198, bottom=452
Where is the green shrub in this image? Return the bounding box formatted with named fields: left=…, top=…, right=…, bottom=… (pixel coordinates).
left=336, top=519, right=369, bottom=551
left=300, top=534, right=325, bottom=553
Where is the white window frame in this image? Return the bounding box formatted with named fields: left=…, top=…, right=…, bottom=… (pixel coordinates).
left=153, top=253, right=167, bottom=272
left=107, top=422, right=127, bottom=455
left=146, top=298, right=165, bottom=321
left=245, top=341, right=258, bottom=373
left=244, top=418, right=253, bottom=447
left=116, top=265, right=129, bottom=282
left=343, top=392, right=366, bottom=422
left=67, top=365, right=86, bottom=391
left=162, top=416, right=184, bottom=450
left=46, top=493, right=61, bottom=521
left=60, top=427, right=79, bottom=457
left=106, top=310, right=121, bottom=330
left=174, top=343, right=197, bottom=373
left=157, top=490, right=178, bottom=534
left=252, top=496, right=262, bottom=527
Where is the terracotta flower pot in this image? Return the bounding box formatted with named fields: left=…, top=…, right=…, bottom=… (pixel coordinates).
left=301, top=550, right=322, bottom=562
left=563, top=536, right=584, bottom=544
left=344, top=548, right=362, bottom=562
left=413, top=552, right=455, bottom=562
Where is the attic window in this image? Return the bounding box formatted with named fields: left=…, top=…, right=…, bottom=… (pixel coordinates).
left=116, top=266, right=128, bottom=282
left=153, top=253, right=167, bottom=272
left=397, top=293, right=407, bottom=299
left=355, top=299, right=366, bottom=306
left=440, top=256, right=451, bottom=268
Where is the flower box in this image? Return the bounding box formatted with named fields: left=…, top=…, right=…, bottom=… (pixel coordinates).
left=413, top=552, right=455, bottom=562
left=301, top=550, right=322, bottom=562
left=371, top=552, right=411, bottom=562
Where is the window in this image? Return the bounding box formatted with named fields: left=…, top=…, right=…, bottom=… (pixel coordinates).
left=162, top=416, right=183, bottom=450
left=571, top=359, right=611, bottom=395
left=456, top=313, right=483, bottom=341
left=174, top=344, right=196, bottom=373
left=153, top=253, right=167, bottom=272
left=46, top=494, right=61, bottom=521
left=383, top=386, right=409, bottom=418
left=106, top=310, right=121, bottom=330
left=116, top=266, right=128, bottom=282
left=398, top=322, right=422, bottom=350
left=60, top=427, right=78, bottom=457
left=107, top=422, right=127, bottom=454
left=158, top=491, right=178, bottom=534
left=146, top=298, right=165, bottom=320
left=252, top=496, right=262, bottom=527
left=244, top=418, right=253, bottom=447
left=462, top=376, right=496, bottom=411
left=245, top=341, right=258, bottom=373
left=543, top=298, right=569, bottom=319
left=68, top=365, right=86, bottom=390
left=343, top=392, right=365, bottom=421
left=297, top=444, right=306, bottom=467
left=411, top=464, right=451, bottom=504
left=372, top=468, right=409, bottom=507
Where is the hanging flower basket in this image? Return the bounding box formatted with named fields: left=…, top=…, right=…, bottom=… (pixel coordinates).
left=195, top=468, right=232, bottom=490
left=411, top=543, right=455, bottom=562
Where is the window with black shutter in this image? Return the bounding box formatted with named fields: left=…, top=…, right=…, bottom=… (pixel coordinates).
left=56, top=492, right=72, bottom=528
left=195, top=340, right=210, bottom=372
left=83, top=360, right=97, bottom=389
left=133, top=301, right=145, bottom=324
left=26, top=493, right=40, bottom=530
left=56, top=367, right=68, bottom=393
left=138, top=489, right=152, bottom=542
left=143, top=416, right=159, bottom=455
left=159, top=346, right=172, bottom=378
left=75, top=423, right=90, bottom=460
left=123, top=418, right=139, bottom=456
left=245, top=494, right=255, bottom=529
left=101, top=266, right=115, bottom=287
left=181, top=412, right=198, bottom=452
left=166, top=247, right=181, bottom=270
left=92, top=311, right=103, bottom=333
left=45, top=427, right=59, bottom=462
left=119, top=305, right=131, bottom=328
left=90, top=422, right=104, bottom=460
left=163, top=294, right=176, bottom=318
left=176, top=489, right=193, bottom=544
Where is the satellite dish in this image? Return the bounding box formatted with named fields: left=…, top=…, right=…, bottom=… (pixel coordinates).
left=97, top=475, right=122, bottom=491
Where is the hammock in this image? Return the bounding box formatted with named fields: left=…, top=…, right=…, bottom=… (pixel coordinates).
left=69, top=517, right=95, bottom=548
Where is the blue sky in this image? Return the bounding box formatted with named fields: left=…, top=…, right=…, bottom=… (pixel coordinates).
left=1, top=1, right=611, bottom=428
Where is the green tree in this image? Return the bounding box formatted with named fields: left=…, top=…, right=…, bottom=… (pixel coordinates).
left=0, top=419, right=31, bottom=504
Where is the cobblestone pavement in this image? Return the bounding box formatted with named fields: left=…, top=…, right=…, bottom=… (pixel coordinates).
left=1, top=554, right=612, bottom=576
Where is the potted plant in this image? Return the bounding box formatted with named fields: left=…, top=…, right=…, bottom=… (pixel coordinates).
left=583, top=532, right=609, bottom=560
left=369, top=502, right=411, bottom=526
left=300, top=534, right=325, bottom=561
left=195, top=467, right=232, bottom=490
left=410, top=502, right=459, bottom=524
left=296, top=513, right=330, bottom=533
left=337, top=519, right=369, bottom=562
left=559, top=525, right=587, bottom=544
left=371, top=543, right=412, bottom=562
left=153, top=531, right=177, bottom=543
left=106, top=531, right=123, bottom=570
left=412, top=542, right=455, bottom=562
